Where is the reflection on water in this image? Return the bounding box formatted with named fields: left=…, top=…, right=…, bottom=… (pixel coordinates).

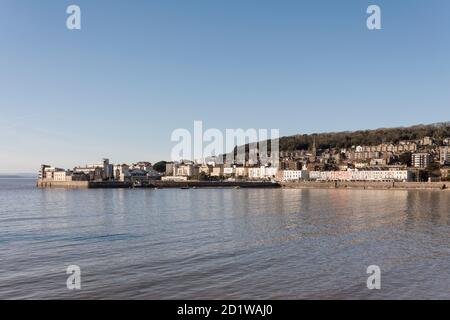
left=0, top=179, right=449, bottom=299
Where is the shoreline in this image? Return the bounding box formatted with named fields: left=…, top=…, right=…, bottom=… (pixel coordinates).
left=36, top=180, right=281, bottom=189
left=281, top=181, right=449, bottom=191
left=35, top=179, right=450, bottom=191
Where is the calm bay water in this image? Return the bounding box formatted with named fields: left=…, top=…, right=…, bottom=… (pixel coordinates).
left=0, top=178, right=449, bottom=299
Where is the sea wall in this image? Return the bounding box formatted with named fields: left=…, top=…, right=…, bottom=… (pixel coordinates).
left=37, top=179, right=449, bottom=190
left=151, top=181, right=281, bottom=189
left=36, top=180, right=132, bottom=189
left=37, top=180, right=90, bottom=189
left=281, top=181, right=449, bottom=190
left=36, top=180, right=280, bottom=189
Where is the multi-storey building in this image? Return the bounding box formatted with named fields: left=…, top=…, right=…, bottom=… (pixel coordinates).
left=39, top=165, right=51, bottom=180
left=53, top=171, right=70, bottom=181
left=248, top=166, right=278, bottom=180
left=346, top=150, right=381, bottom=161
left=280, top=159, right=302, bottom=171
left=113, top=164, right=130, bottom=181
left=309, top=170, right=412, bottom=182
left=281, top=170, right=310, bottom=181
left=280, top=151, right=304, bottom=159
left=130, top=162, right=152, bottom=171
left=412, top=153, right=431, bottom=169
left=418, top=136, right=434, bottom=146
left=199, top=164, right=212, bottom=175
left=41, top=166, right=65, bottom=180
left=210, top=165, right=224, bottom=177
left=223, top=166, right=235, bottom=177
left=74, top=158, right=113, bottom=181
left=235, top=166, right=249, bottom=178
left=174, top=164, right=199, bottom=177
left=439, top=146, right=450, bottom=165
left=360, top=142, right=417, bottom=153
left=165, top=162, right=176, bottom=176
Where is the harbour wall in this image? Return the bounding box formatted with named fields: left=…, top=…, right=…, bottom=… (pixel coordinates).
left=36, top=180, right=280, bottom=189
left=37, top=180, right=90, bottom=189
left=151, top=181, right=280, bottom=189
left=36, top=180, right=132, bottom=189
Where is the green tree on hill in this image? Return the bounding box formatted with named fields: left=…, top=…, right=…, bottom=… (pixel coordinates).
left=399, top=152, right=412, bottom=167
left=153, top=161, right=167, bottom=173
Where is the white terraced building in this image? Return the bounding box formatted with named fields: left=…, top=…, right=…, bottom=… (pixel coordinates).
left=308, top=170, right=412, bottom=182
left=281, top=170, right=310, bottom=181
left=248, top=166, right=278, bottom=179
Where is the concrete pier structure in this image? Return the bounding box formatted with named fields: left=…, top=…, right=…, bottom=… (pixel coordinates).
left=36, top=180, right=280, bottom=189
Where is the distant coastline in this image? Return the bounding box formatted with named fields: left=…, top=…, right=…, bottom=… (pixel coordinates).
left=0, top=175, right=37, bottom=179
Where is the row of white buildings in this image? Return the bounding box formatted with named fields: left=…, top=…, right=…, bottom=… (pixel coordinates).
left=282, top=169, right=412, bottom=182
left=164, top=162, right=279, bottom=181
left=164, top=162, right=413, bottom=182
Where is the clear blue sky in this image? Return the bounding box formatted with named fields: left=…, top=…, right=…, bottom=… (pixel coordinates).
left=1, top=0, right=449, bottom=172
